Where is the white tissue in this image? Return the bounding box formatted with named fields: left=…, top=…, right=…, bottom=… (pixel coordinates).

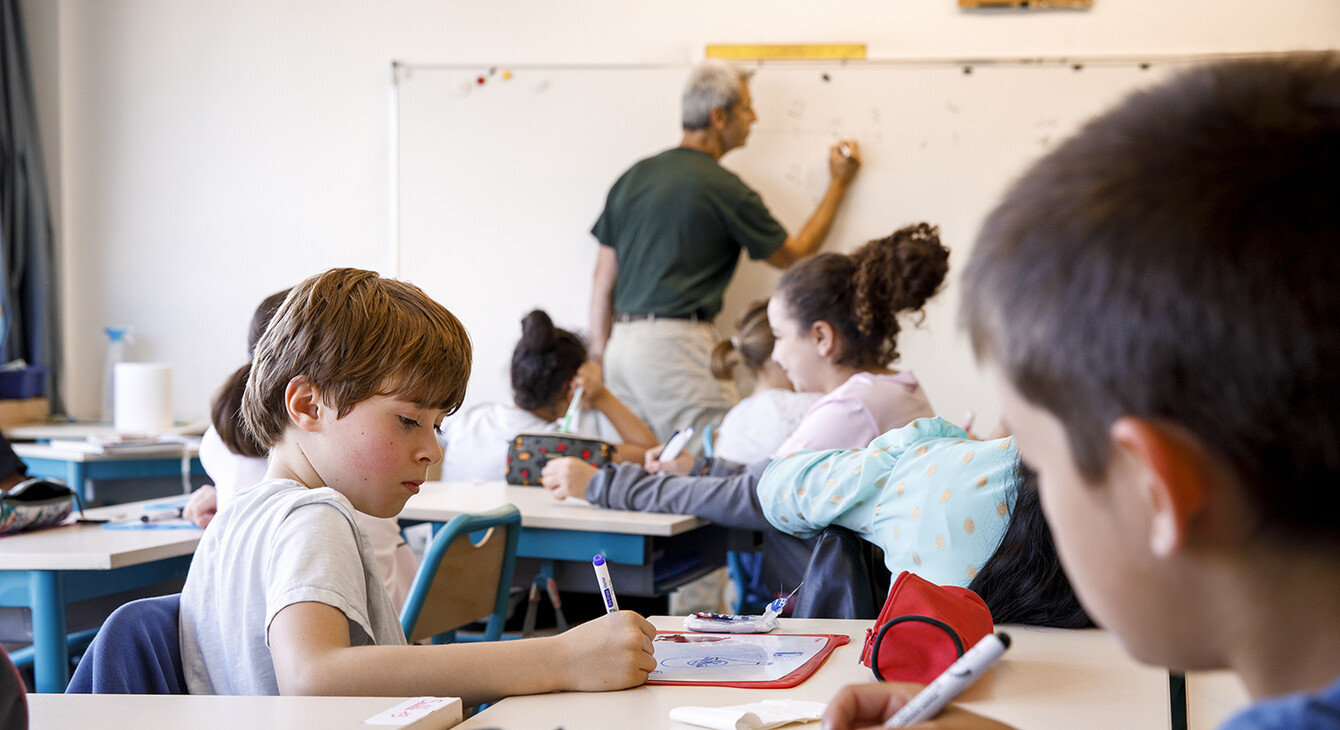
left=669, top=699, right=827, bottom=730
left=114, top=362, right=173, bottom=434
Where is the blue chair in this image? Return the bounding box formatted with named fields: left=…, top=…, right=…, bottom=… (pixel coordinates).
left=66, top=594, right=185, bottom=694
left=400, top=505, right=521, bottom=644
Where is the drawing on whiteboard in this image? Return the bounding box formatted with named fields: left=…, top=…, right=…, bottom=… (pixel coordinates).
left=649, top=633, right=831, bottom=683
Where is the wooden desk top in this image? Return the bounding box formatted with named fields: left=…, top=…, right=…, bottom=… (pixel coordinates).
left=1186, top=670, right=1251, bottom=730
left=5, top=420, right=209, bottom=441
left=459, top=617, right=1171, bottom=730
left=0, top=498, right=201, bottom=570
left=400, top=481, right=710, bottom=537
left=12, top=440, right=200, bottom=462
left=25, top=694, right=462, bottom=730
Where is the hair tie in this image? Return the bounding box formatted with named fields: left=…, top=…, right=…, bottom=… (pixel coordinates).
left=730, top=336, right=741, bottom=349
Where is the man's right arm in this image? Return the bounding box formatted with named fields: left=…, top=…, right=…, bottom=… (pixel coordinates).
left=588, top=245, right=618, bottom=365
left=765, top=140, right=862, bottom=268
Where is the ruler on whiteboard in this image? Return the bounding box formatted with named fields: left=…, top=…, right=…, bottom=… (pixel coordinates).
left=706, top=44, right=867, bottom=61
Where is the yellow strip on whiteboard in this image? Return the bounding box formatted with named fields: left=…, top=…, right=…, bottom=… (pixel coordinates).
left=706, top=44, right=867, bottom=61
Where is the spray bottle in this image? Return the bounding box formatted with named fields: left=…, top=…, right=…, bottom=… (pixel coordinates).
left=102, top=327, right=132, bottom=423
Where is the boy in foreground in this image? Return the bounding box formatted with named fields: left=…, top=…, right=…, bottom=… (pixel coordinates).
left=179, top=268, right=656, bottom=703
left=824, top=53, right=1340, bottom=728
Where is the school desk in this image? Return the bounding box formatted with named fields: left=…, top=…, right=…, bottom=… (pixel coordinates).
left=12, top=441, right=206, bottom=504
left=454, top=617, right=1172, bottom=730
left=0, top=498, right=200, bottom=693
left=25, top=694, right=463, bottom=729
left=1185, top=670, right=1251, bottom=730
left=399, top=481, right=727, bottom=597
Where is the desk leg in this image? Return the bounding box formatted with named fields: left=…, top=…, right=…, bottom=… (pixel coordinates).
left=30, top=570, right=70, bottom=693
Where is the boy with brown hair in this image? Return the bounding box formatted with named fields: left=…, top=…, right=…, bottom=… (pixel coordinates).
left=180, top=267, right=656, bottom=704
left=823, top=53, right=1340, bottom=728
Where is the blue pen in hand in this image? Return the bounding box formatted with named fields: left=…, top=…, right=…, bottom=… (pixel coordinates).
left=592, top=554, right=619, bottom=613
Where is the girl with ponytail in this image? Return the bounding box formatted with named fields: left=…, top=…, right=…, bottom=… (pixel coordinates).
left=440, top=310, right=658, bottom=480
left=541, top=224, right=951, bottom=593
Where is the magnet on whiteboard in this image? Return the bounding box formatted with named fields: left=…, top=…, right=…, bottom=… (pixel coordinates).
left=502, top=69, right=513, bottom=80
left=533, top=78, right=550, bottom=93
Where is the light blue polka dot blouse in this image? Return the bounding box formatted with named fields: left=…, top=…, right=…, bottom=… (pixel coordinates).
left=758, top=417, right=1019, bottom=587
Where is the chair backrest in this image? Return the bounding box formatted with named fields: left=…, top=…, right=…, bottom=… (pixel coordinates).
left=66, top=594, right=186, bottom=694
left=0, top=643, right=27, bottom=728
left=400, top=505, right=521, bottom=644
left=792, top=526, right=892, bottom=620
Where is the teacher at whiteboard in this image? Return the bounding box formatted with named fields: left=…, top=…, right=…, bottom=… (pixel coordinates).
left=588, top=59, right=861, bottom=445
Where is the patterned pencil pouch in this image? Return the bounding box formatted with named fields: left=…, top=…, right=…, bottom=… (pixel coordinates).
left=0, top=478, right=79, bottom=536
left=505, top=432, right=615, bottom=486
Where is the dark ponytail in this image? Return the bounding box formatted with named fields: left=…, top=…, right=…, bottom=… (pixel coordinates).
left=776, top=223, right=949, bottom=368
left=969, top=461, right=1094, bottom=628
left=511, top=310, right=587, bottom=411
left=216, top=288, right=292, bottom=457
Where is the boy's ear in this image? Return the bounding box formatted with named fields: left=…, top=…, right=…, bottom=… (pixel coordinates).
left=1110, top=417, right=1209, bottom=558
left=284, top=376, right=324, bottom=433
left=811, top=320, right=836, bottom=357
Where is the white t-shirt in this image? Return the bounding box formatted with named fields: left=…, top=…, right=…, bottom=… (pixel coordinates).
left=440, top=402, right=618, bottom=482
left=180, top=478, right=406, bottom=695
left=200, top=425, right=417, bottom=612
left=713, top=388, right=821, bottom=465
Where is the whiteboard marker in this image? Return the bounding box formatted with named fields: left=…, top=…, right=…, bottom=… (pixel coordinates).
left=658, top=427, right=695, bottom=463
left=592, top=554, right=619, bottom=613
left=884, top=632, right=1011, bottom=727
left=839, top=142, right=853, bottom=158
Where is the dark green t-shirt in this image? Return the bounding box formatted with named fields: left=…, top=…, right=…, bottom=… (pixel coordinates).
left=591, top=148, right=787, bottom=319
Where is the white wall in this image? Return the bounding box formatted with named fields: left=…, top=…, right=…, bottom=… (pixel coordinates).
left=25, top=0, right=1340, bottom=427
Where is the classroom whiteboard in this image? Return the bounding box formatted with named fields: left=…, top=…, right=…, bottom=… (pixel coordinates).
left=394, top=60, right=1180, bottom=429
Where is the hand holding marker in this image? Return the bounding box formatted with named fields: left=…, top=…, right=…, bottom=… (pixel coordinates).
left=592, top=554, right=619, bottom=613
left=883, top=632, right=1011, bottom=727
left=658, top=427, right=695, bottom=463
left=559, top=384, right=584, bottom=434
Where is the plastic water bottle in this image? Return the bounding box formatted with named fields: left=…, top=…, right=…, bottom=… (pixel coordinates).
left=101, top=327, right=131, bottom=423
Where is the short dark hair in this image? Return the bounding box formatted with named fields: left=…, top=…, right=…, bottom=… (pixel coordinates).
left=511, top=310, right=586, bottom=412
left=962, top=53, right=1340, bottom=543
left=777, top=223, right=949, bottom=369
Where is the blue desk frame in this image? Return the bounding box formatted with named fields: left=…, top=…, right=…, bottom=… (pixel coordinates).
left=19, top=454, right=207, bottom=504
left=0, top=555, right=192, bottom=692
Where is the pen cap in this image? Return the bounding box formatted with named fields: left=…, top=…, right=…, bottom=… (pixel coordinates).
left=862, top=571, right=994, bottom=685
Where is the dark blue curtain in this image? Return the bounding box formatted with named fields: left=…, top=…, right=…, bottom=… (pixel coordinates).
left=0, top=0, right=63, bottom=413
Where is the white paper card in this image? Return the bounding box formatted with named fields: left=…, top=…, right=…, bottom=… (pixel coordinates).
left=364, top=697, right=455, bottom=726
left=669, top=700, right=827, bottom=730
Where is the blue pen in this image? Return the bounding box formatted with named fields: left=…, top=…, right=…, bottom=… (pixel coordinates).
left=592, top=554, right=619, bottom=613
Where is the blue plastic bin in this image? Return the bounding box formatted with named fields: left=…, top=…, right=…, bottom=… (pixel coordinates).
left=0, top=366, right=49, bottom=399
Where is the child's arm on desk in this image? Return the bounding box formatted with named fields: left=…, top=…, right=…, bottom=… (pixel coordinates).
left=574, top=361, right=657, bottom=463
left=268, top=601, right=655, bottom=706
left=823, top=682, right=1015, bottom=730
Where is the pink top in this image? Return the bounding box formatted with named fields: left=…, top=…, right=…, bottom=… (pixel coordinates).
left=772, top=371, right=935, bottom=457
